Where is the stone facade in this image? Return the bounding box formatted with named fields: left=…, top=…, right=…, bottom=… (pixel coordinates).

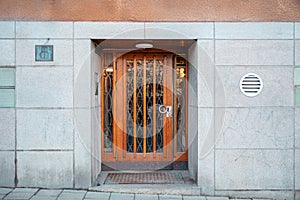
left=1, top=0, right=300, bottom=21
left=0, top=21, right=299, bottom=199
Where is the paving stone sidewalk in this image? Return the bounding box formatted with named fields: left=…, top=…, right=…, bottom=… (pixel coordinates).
left=0, top=187, right=267, bottom=200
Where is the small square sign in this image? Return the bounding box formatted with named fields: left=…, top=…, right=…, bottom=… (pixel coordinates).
left=35, top=45, right=54, bottom=61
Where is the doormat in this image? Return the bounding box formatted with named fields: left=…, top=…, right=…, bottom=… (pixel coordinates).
left=104, top=172, right=185, bottom=184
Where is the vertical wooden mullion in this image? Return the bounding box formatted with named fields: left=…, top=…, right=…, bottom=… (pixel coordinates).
left=163, top=56, right=167, bottom=158
left=123, top=57, right=127, bottom=158
left=185, top=62, right=189, bottom=153
left=173, top=57, right=178, bottom=155
left=133, top=56, right=137, bottom=155
left=101, top=54, right=105, bottom=159
left=153, top=56, right=156, bottom=158
left=143, top=56, right=147, bottom=157
left=112, top=54, right=117, bottom=158
left=115, top=56, right=124, bottom=160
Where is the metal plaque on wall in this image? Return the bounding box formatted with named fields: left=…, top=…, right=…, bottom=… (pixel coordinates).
left=35, top=45, right=54, bottom=61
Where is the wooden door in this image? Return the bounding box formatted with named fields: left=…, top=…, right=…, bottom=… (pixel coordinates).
left=101, top=52, right=188, bottom=166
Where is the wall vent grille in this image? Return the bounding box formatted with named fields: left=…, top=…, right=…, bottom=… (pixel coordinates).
left=240, top=73, right=263, bottom=97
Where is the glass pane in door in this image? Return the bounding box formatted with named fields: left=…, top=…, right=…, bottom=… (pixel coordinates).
left=136, top=59, right=144, bottom=153
left=175, top=67, right=187, bottom=152
left=125, top=56, right=165, bottom=154
left=126, top=59, right=134, bottom=152
left=155, top=59, right=164, bottom=153
left=145, top=59, right=154, bottom=153
left=103, top=69, right=113, bottom=152
left=175, top=56, right=187, bottom=152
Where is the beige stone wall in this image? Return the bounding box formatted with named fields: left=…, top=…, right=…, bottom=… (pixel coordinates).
left=0, top=0, right=300, bottom=22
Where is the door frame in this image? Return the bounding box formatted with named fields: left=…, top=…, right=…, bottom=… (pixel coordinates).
left=100, top=49, right=188, bottom=166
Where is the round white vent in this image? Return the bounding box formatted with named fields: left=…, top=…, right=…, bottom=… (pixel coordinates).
left=240, top=73, right=263, bottom=97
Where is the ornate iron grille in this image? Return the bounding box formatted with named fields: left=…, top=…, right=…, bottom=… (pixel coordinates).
left=103, top=70, right=113, bottom=151
left=126, top=60, right=134, bottom=152
left=125, top=57, right=165, bottom=153
left=136, top=59, right=144, bottom=153
left=155, top=59, right=164, bottom=152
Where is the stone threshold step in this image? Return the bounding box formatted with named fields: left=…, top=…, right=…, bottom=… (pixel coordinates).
left=90, top=184, right=201, bottom=196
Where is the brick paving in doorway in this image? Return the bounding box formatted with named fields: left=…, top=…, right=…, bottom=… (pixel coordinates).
left=104, top=171, right=185, bottom=184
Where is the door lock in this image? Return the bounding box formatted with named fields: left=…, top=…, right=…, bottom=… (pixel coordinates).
left=158, top=105, right=172, bottom=117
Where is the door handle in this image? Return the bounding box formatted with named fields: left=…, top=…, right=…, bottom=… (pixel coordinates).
left=158, top=105, right=172, bottom=117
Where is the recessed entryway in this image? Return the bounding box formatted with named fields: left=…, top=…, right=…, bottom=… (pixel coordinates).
left=100, top=49, right=189, bottom=170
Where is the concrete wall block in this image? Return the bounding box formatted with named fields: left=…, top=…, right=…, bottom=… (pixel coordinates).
left=296, top=149, right=300, bottom=189
left=16, top=67, right=73, bottom=108
left=188, top=134, right=198, bottom=182
left=188, top=104, right=198, bottom=181
left=0, top=40, right=15, bottom=66
left=91, top=42, right=101, bottom=108
left=16, top=39, right=73, bottom=66
left=215, top=66, right=294, bottom=107
left=0, top=21, right=15, bottom=38
left=74, top=109, right=91, bottom=148
left=296, top=23, right=300, bottom=39
left=216, top=40, right=293, bottom=65
left=74, top=108, right=92, bottom=188
left=74, top=40, right=91, bottom=108
left=188, top=42, right=198, bottom=107
left=0, top=151, right=15, bottom=187
left=17, top=151, right=73, bottom=188
left=17, top=109, right=73, bottom=150
left=215, top=190, right=294, bottom=200
left=197, top=40, right=214, bottom=107
left=215, top=22, right=293, bottom=39
left=198, top=150, right=214, bottom=195
left=0, top=108, right=15, bottom=150
left=16, top=22, right=73, bottom=38
left=91, top=108, right=101, bottom=184
left=215, top=149, right=294, bottom=190
left=198, top=108, right=214, bottom=159
left=296, top=40, right=300, bottom=65
left=145, top=23, right=213, bottom=39
left=74, top=135, right=92, bottom=188
left=91, top=44, right=101, bottom=183
left=295, top=191, right=300, bottom=200
left=216, top=107, right=294, bottom=149
left=74, top=22, right=144, bottom=39
left=296, top=108, right=300, bottom=149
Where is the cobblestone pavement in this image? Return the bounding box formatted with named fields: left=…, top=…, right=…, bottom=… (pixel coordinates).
left=0, top=187, right=268, bottom=200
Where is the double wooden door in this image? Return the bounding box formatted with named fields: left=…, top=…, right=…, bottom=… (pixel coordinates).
left=101, top=51, right=188, bottom=165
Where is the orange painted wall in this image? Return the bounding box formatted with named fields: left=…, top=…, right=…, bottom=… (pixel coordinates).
left=0, top=0, right=300, bottom=21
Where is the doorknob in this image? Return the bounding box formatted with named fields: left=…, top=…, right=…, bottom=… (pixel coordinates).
left=158, top=105, right=172, bottom=117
